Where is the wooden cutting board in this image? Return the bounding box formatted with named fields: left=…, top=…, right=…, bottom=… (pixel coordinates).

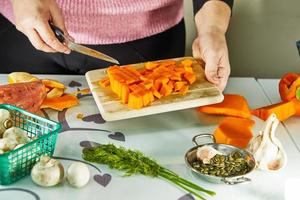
left=85, top=57, right=223, bottom=121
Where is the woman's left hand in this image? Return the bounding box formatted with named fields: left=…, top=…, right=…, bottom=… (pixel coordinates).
left=192, top=30, right=230, bottom=91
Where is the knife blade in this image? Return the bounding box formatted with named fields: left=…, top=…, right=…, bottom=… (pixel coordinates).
left=50, top=24, right=119, bottom=65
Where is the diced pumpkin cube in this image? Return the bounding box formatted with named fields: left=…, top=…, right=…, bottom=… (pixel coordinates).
left=160, top=84, right=172, bottom=96
left=181, top=59, right=193, bottom=68
left=178, top=85, right=189, bottom=95
left=151, top=88, right=162, bottom=99
left=121, top=85, right=129, bottom=104
left=145, top=62, right=159, bottom=70
left=128, top=92, right=143, bottom=109
left=99, top=77, right=110, bottom=88
left=174, top=81, right=186, bottom=91
left=183, top=72, right=196, bottom=85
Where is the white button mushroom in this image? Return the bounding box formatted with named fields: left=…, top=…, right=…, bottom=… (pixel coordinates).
left=3, top=127, right=29, bottom=144
left=0, top=109, right=12, bottom=137
left=31, top=156, right=64, bottom=187
left=0, top=138, right=18, bottom=152
left=66, top=162, right=90, bottom=188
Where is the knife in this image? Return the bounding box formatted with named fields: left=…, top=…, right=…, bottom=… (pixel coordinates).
left=50, top=24, right=120, bottom=65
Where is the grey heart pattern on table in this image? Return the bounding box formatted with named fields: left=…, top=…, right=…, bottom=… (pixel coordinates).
left=108, top=132, right=125, bottom=141
left=94, top=174, right=112, bottom=187
left=80, top=140, right=101, bottom=148
left=178, top=194, right=194, bottom=200
left=82, top=114, right=105, bottom=124
left=68, top=80, right=82, bottom=87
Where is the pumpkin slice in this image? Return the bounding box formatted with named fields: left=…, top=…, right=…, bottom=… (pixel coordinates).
left=42, top=79, right=65, bottom=89
left=197, top=94, right=251, bottom=119
left=47, top=87, right=64, bottom=99
left=251, top=101, right=296, bottom=121
left=99, top=77, right=110, bottom=88
left=214, top=117, right=255, bottom=148
left=41, top=94, right=79, bottom=111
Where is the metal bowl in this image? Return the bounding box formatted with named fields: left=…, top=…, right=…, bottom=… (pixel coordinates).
left=185, top=134, right=256, bottom=185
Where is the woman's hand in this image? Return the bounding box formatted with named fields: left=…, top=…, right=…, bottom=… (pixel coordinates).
left=11, top=0, right=71, bottom=53
left=192, top=30, right=230, bottom=91
left=193, top=0, right=232, bottom=91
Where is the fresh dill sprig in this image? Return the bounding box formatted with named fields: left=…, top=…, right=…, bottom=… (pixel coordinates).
left=82, top=144, right=215, bottom=200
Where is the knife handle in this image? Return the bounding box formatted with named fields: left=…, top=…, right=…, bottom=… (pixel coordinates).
left=49, top=23, right=65, bottom=43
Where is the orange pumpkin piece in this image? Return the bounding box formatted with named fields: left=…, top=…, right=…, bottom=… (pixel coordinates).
left=99, top=78, right=110, bottom=88
left=47, top=87, right=64, bottom=99
left=167, top=80, right=175, bottom=90
left=151, top=88, right=162, bottom=99
left=181, top=59, right=193, bottom=68
left=42, top=79, right=65, bottom=89
left=251, top=100, right=296, bottom=121
left=183, top=72, right=196, bottom=85
left=214, top=117, right=255, bottom=148
left=160, top=84, right=173, bottom=96
left=291, top=98, right=300, bottom=115
left=178, top=85, right=189, bottom=95
left=279, top=73, right=300, bottom=101
left=197, top=94, right=251, bottom=119
left=128, top=92, right=143, bottom=109
left=41, top=94, right=79, bottom=111
left=158, top=60, right=176, bottom=68
left=145, top=62, right=159, bottom=70
left=174, top=81, right=186, bottom=91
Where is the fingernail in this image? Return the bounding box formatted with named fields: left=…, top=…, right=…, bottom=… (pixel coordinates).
left=65, top=50, right=71, bottom=54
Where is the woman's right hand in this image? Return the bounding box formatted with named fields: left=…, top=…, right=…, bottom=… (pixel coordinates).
left=11, top=0, right=71, bottom=53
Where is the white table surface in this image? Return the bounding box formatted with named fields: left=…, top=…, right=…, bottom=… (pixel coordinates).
left=258, top=79, right=300, bottom=152
left=0, top=75, right=300, bottom=200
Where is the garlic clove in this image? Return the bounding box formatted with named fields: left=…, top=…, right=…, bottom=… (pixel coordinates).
left=196, top=145, right=222, bottom=164
left=66, top=162, right=90, bottom=188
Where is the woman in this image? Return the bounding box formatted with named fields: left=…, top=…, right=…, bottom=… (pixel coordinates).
left=0, top=0, right=233, bottom=91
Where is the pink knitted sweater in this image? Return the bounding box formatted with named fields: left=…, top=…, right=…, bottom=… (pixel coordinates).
left=0, top=0, right=184, bottom=44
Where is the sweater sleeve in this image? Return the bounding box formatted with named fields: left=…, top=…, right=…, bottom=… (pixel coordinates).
left=193, top=0, right=233, bottom=15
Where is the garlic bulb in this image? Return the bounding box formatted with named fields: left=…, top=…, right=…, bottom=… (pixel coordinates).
left=248, top=114, right=287, bottom=171
left=31, top=156, right=64, bottom=187
left=66, top=162, right=90, bottom=188
left=0, top=109, right=13, bottom=137
left=196, top=145, right=223, bottom=164
left=3, top=127, right=29, bottom=144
